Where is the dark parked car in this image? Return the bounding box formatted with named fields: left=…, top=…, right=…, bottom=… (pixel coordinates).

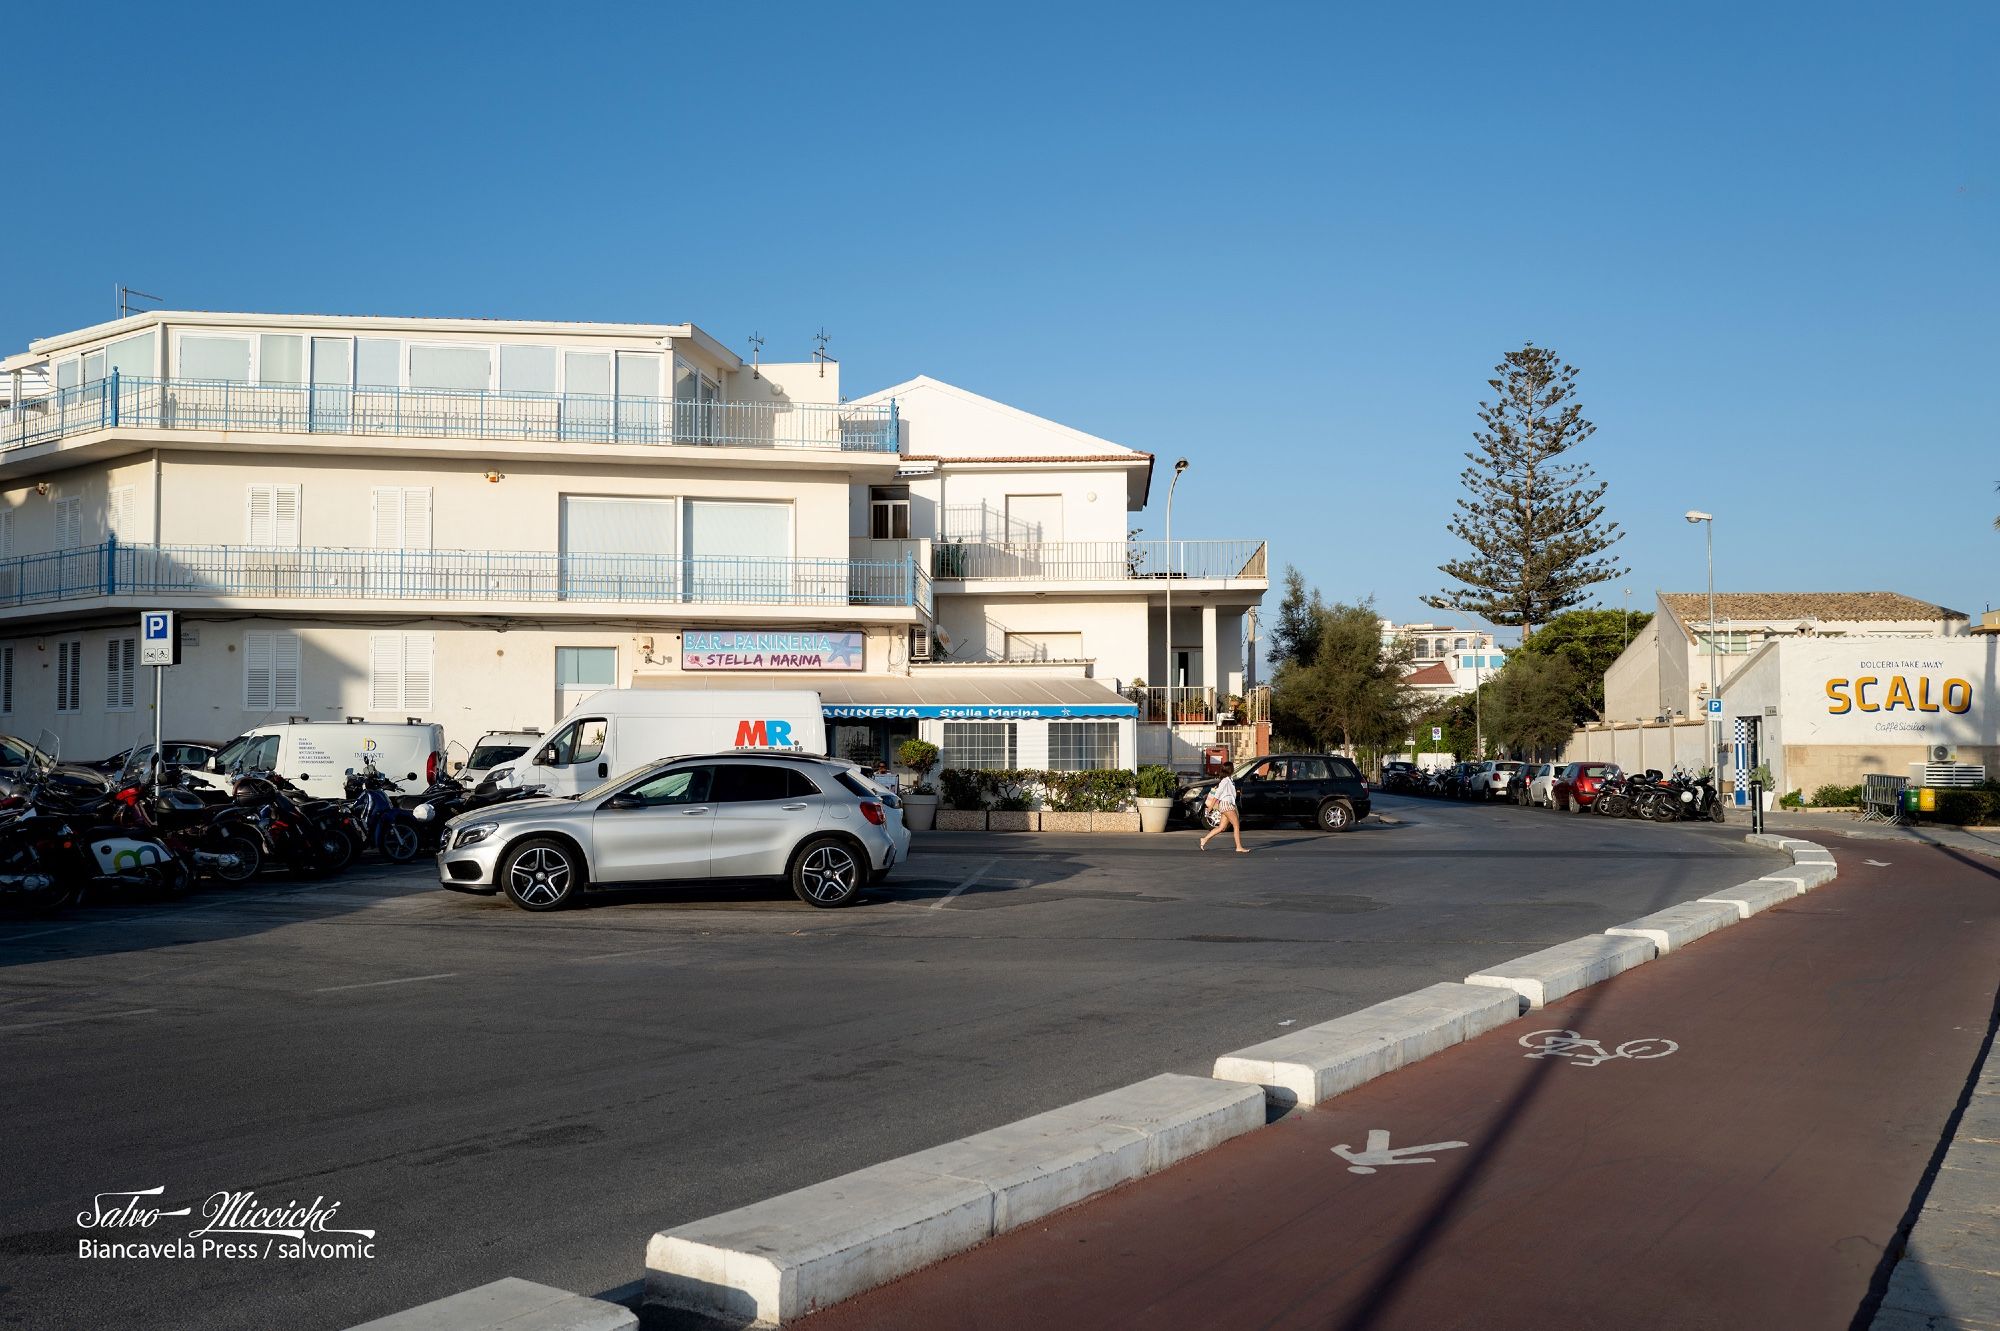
left=1175, top=754, right=1372, bottom=832
left=0, top=734, right=114, bottom=801
left=86, top=740, right=221, bottom=776
left=1552, top=761, right=1622, bottom=812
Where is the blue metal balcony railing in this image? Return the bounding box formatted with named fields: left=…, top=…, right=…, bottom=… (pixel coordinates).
left=930, top=539, right=1267, bottom=582
left=0, top=539, right=925, bottom=610
left=0, top=372, right=898, bottom=453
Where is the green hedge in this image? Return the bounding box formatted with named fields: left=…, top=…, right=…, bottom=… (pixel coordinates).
left=1810, top=783, right=1864, bottom=808
left=936, top=768, right=1140, bottom=812
left=1926, top=784, right=2000, bottom=826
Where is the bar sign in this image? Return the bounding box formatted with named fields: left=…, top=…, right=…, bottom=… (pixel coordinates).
left=140, top=610, right=180, bottom=667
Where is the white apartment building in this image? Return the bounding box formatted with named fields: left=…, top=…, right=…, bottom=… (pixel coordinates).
left=1380, top=620, right=1506, bottom=698
left=0, top=312, right=1265, bottom=775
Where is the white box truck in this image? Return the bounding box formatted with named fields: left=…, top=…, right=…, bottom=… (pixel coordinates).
left=485, top=689, right=825, bottom=798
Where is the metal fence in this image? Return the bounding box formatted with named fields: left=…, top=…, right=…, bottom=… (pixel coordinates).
left=0, top=540, right=924, bottom=609
left=0, top=373, right=899, bottom=453
left=932, top=539, right=1266, bottom=582
left=1862, top=773, right=1909, bottom=824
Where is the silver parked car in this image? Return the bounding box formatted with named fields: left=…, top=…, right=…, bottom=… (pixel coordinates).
left=438, top=753, right=909, bottom=911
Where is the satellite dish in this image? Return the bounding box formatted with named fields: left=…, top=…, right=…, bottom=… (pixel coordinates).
left=932, top=625, right=954, bottom=652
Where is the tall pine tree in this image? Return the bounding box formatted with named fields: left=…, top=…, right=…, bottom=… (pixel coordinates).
left=1425, top=345, right=1627, bottom=636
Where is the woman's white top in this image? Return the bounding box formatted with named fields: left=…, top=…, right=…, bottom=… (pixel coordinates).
left=1212, top=775, right=1238, bottom=809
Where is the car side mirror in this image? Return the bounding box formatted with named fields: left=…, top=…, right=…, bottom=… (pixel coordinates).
left=452, top=761, right=464, bottom=773
left=536, top=748, right=557, bottom=766
left=406, top=772, right=418, bottom=782
left=207, top=757, right=221, bottom=773
left=603, top=792, right=645, bottom=810
left=345, top=767, right=356, bottom=777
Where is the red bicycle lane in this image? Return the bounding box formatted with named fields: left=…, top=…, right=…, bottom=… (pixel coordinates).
left=804, top=846, right=2000, bottom=1331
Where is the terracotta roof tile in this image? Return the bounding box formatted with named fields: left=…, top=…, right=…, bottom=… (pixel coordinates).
left=1659, top=591, right=1966, bottom=624
left=1402, top=661, right=1456, bottom=686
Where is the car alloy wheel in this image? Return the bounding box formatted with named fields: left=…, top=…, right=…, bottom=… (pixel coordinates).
left=504, top=841, right=578, bottom=911
left=792, top=838, right=861, bottom=907
left=1317, top=799, right=1355, bottom=833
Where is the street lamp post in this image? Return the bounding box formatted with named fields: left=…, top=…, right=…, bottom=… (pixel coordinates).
left=1164, top=458, right=1189, bottom=769
left=1685, top=510, right=1718, bottom=772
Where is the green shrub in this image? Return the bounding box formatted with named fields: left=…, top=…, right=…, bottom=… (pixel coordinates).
left=896, top=739, right=941, bottom=792
left=1135, top=765, right=1179, bottom=800
left=1810, top=783, right=1864, bottom=808
left=1045, top=769, right=1138, bottom=812
left=1778, top=789, right=1805, bottom=809
left=939, top=768, right=984, bottom=811
left=1928, top=788, right=1999, bottom=826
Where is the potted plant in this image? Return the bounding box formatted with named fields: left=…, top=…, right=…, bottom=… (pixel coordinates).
left=1749, top=763, right=1777, bottom=811
left=895, top=738, right=941, bottom=831
left=1135, top=764, right=1178, bottom=833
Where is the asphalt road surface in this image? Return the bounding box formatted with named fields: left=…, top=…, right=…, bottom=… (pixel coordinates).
left=0, top=794, right=1774, bottom=1331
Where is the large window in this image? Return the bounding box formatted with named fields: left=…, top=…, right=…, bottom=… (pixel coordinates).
left=369, top=632, right=435, bottom=712
left=259, top=334, right=306, bottom=385
left=356, top=339, right=401, bottom=388
left=243, top=631, right=301, bottom=711
left=556, top=646, right=617, bottom=690
left=1049, top=721, right=1120, bottom=771
left=500, top=345, right=558, bottom=394
left=106, top=331, right=156, bottom=379
left=178, top=334, right=252, bottom=383
left=408, top=343, right=493, bottom=391
left=560, top=496, right=677, bottom=598
left=56, top=639, right=82, bottom=712
left=105, top=636, right=136, bottom=711
left=686, top=500, right=790, bottom=601
left=942, top=722, right=1017, bottom=771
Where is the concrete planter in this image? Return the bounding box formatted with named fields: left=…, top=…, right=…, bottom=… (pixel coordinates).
left=1136, top=797, right=1174, bottom=833
left=936, top=810, right=987, bottom=831
left=987, top=811, right=1038, bottom=832
left=1095, top=810, right=1144, bottom=832
left=900, top=793, right=939, bottom=831
left=1040, top=812, right=1093, bottom=833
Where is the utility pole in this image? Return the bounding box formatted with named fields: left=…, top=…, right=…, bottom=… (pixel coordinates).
left=1164, top=458, right=1189, bottom=767
left=1685, top=511, right=1719, bottom=771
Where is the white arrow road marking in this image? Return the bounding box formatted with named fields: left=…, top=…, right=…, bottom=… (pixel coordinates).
left=1333, top=1129, right=1468, bottom=1174
left=1863, top=859, right=1892, bottom=867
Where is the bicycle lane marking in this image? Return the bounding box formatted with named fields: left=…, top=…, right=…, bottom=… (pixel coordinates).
left=803, top=849, right=2000, bottom=1331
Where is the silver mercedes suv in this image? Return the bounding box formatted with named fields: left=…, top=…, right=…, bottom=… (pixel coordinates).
left=438, top=752, right=908, bottom=911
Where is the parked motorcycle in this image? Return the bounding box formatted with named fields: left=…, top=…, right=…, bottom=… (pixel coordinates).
left=0, top=763, right=190, bottom=908
left=107, top=765, right=263, bottom=883
left=229, top=771, right=355, bottom=876
left=344, top=758, right=424, bottom=863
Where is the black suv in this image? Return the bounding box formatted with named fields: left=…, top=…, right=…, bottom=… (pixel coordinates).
left=1174, top=754, right=1372, bottom=832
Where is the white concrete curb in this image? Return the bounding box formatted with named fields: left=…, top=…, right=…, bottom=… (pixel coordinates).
left=645, top=1072, right=1263, bottom=1326
left=1465, top=934, right=1658, bottom=1011
left=1211, top=982, right=1519, bottom=1107
left=341, top=1277, right=636, bottom=1331
left=1605, top=900, right=1741, bottom=955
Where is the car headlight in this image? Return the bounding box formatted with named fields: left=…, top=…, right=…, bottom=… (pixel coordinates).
left=454, top=822, right=499, bottom=849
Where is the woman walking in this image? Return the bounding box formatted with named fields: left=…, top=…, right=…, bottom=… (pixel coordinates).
left=1198, top=771, right=1249, bottom=853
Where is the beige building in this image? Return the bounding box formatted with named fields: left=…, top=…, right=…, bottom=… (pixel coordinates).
left=1603, top=591, right=1970, bottom=723
left=0, top=311, right=1264, bottom=773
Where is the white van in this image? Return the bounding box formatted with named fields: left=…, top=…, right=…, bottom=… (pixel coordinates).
left=486, top=689, right=823, bottom=799
left=195, top=723, right=447, bottom=802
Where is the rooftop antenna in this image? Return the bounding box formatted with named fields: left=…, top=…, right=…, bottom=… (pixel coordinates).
left=812, top=327, right=835, bottom=378
left=116, top=285, right=163, bottom=319
left=746, top=331, right=765, bottom=379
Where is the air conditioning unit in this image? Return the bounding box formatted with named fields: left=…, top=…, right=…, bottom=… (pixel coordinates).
left=1930, top=744, right=1955, bottom=764
left=909, top=623, right=933, bottom=662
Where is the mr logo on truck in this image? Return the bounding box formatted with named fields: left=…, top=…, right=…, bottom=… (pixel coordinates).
left=734, top=719, right=799, bottom=749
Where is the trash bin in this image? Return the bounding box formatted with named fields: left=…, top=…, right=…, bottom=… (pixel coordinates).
left=1202, top=745, right=1231, bottom=776
left=1919, top=787, right=1937, bottom=813
left=1904, top=788, right=1921, bottom=816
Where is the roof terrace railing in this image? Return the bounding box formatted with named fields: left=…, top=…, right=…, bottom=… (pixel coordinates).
left=0, top=540, right=925, bottom=610
left=931, top=539, right=1268, bottom=582
left=0, top=372, right=899, bottom=453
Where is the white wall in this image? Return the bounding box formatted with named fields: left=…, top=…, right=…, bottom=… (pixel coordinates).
left=935, top=595, right=1148, bottom=680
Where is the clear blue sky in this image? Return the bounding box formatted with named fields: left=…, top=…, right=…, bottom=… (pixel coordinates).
left=3, top=3, right=1993, bottom=640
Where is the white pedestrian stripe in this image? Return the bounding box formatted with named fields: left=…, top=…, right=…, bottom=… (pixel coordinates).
left=1333, top=1130, right=1468, bottom=1174
left=1518, top=1029, right=1678, bottom=1067
left=1863, top=859, right=1892, bottom=867
left=930, top=858, right=999, bottom=911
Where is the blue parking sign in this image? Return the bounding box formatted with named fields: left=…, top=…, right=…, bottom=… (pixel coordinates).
left=1706, top=698, right=1723, bottom=715
left=139, top=610, right=179, bottom=667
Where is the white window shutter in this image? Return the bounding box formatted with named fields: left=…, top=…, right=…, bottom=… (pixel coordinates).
left=108, top=485, right=134, bottom=540
left=405, top=488, right=433, bottom=550
left=274, top=633, right=301, bottom=709
left=247, top=486, right=273, bottom=546
left=2, top=646, right=12, bottom=714
left=403, top=634, right=434, bottom=712
left=369, top=634, right=400, bottom=711
left=106, top=639, right=119, bottom=709
left=0, top=509, right=12, bottom=557
left=55, top=497, right=82, bottom=549
left=274, top=485, right=301, bottom=546
left=122, top=637, right=136, bottom=708
left=244, top=632, right=273, bottom=710
left=370, top=487, right=398, bottom=548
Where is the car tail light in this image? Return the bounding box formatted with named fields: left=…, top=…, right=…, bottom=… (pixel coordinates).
left=427, top=751, right=442, bottom=784
left=859, top=800, right=886, bottom=826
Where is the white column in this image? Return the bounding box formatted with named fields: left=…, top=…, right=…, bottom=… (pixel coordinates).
left=1200, top=603, right=1219, bottom=696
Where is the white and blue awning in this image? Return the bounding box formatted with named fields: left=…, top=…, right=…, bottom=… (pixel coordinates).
left=634, top=671, right=1136, bottom=720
